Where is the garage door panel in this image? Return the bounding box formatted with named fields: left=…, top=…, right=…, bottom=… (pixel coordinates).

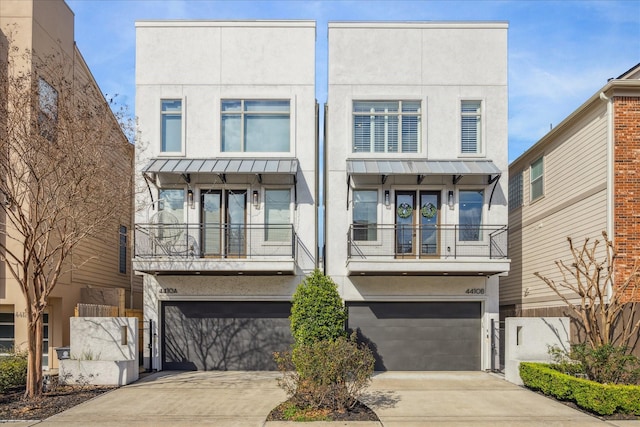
left=162, top=301, right=292, bottom=371
left=348, top=302, right=481, bottom=371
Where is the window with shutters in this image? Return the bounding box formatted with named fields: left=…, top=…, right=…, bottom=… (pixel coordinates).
left=461, top=100, right=482, bottom=154
left=353, top=101, right=420, bottom=153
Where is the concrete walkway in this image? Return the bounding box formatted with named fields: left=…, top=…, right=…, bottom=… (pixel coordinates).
left=8, top=371, right=640, bottom=426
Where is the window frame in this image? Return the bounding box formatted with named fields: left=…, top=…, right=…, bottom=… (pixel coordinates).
left=38, top=77, right=58, bottom=141
left=460, top=99, right=483, bottom=156
left=352, top=189, right=379, bottom=242
left=0, top=310, right=14, bottom=355
left=458, top=189, right=485, bottom=242
left=508, top=171, right=523, bottom=212
left=221, top=99, right=291, bottom=153
left=160, top=99, right=184, bottom=155
left=264, top=188, right=292, bottom=243
left=530, top=156, right=544, bottom=202
left=352, top=100, right=421, bottom=154
left=119, top=225, right=127, bottom=274
left=158, top=188, right=186, bottom=222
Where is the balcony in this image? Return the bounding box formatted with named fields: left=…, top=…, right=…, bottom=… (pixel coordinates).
left=133, top=223, right=296, bottom=274
left=347, top=224, right=509, bottom=276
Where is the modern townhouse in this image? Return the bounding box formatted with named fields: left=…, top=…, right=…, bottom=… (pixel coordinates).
left=134, top=21, right=318, bottom=371
left=325, top=22, right=510, bottom=371
left=0, top=0, right=140, bottom=370
left=500, top=64, right=640, bottom=348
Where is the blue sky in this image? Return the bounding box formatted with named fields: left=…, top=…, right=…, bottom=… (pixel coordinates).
left=67, top=0, right=639, bottom=162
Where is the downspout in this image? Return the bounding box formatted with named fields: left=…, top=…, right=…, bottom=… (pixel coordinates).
left=601, top=91, right=614, bottom=303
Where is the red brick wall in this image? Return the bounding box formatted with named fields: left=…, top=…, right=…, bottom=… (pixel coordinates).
left=613, top=96, right=640, bottom=302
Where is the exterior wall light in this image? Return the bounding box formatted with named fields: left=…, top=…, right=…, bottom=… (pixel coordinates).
left=253, top=190, right=260, bottom=209
left=448, top=190, right=454, bottom=210
left=187, top=189, right=194, bottom=209
left=384, top=190, right=390, bottom=207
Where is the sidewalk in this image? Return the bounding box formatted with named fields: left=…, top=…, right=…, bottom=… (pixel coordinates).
left=7, top=371, right=640, bottom=426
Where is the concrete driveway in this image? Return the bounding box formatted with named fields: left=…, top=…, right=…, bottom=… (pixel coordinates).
left=19, top=371, right=640, bottom=426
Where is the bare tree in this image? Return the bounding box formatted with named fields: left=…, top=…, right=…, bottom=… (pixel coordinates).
left=0, top=39, right=133, bottom=397
left=534, top=231, right=640, bottom=351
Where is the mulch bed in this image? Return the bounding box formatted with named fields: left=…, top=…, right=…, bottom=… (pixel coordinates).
left=0, top=385, right=115, bottom=420
left=267, top=399, right=379, bottom=422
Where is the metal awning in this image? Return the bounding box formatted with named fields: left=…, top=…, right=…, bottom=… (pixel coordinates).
left=143, top=158, right=298, bottom=176
left=347, top=159, right=501, bottom=185
left=347, top=159, right=501, bottom=176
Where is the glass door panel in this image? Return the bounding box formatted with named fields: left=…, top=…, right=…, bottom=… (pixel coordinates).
left=226, top=191, right=247, bottom=257
left=201, top=190, right=222, bottom=256
left=395, top=191, right=416, bottom=258
left=419, top=191, right=440, bottom=257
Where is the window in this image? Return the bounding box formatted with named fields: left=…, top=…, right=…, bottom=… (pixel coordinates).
left=38, top=78, right=58, bottom=141
left=353, top=190, right=378, bottom=241
left=530, top=157, right=544, bottom=201
left=265, top=189, right=291, bottom=242
left=119, top=225, right=127, bottom=274
left=158, top=189, right=185, bottom=222
left=459, top=190, right=483, bottom=241
left=461, top=100, right=482, bottom=154
left=161, top=100, right=182, bottom=152
left=0, top=310, right=14, bottom=354
left=509, top=172, right=523, bottom=212
left=353, top=101, right=420, bottom=153
left=42, top=313, right=49, bottom=369
left=221, top=100, right=290, bottom=152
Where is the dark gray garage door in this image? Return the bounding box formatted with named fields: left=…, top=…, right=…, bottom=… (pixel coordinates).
left=162, top=301, right=293, bottom=371
left=347, top=302, right=481, bottom=371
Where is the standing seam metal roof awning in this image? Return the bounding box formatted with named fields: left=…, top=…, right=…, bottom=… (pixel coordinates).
left=346, top=159, right=501, bottom=176
left=142, top=158, right=298, bottom=175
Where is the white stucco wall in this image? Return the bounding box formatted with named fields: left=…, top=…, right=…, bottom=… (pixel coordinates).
left=135, top=21, right=317, bottom=371
left=325, top=22, right=509, bottom=371
left=504, top=317, right=571, bottom=385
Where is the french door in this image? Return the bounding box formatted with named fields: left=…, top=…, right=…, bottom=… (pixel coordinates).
left=395, top=191, right=440, bottom=258
left=201, top=190, right=246, bottom=257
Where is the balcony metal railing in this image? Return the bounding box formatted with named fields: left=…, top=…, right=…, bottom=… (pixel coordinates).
left=135, top=223, right=295, bottom=259
left=347, top=224, right=508, bottom=260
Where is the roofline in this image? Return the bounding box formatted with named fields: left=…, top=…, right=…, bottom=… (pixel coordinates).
left=328, top=21, right=509, bottom=29
left=135, top=20, right=316, bottom=28
left=510, top=78, right=640, bottom=169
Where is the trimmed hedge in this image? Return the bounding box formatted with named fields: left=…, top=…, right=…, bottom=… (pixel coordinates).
left=520, top=362, right=640, bottom=416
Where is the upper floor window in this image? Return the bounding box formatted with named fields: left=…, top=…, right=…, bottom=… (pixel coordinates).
left=461, top=100, right=482, bottom=154
left=353, top=101, right=420, bottom=153
left=158, top=189, right=185, bottom=222
left=508, top=171, right=523, bottom=212
left=352, top=190, right=378, bottom=241
left=459, top=189, right=484, bottom=241
left=38, top=78, right=58, bottom=141
left=221, top=100, right=290, bottom=152
left=161, top=100, right=183, bottom=153
left=265, top=189, right=291, bottom=242
left=530, top=157, right=544, bottom=201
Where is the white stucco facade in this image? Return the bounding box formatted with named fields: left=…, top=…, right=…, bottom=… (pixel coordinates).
left=134, top=21, right=317, bottom=371
left=325, top=22, right=509, bottom=371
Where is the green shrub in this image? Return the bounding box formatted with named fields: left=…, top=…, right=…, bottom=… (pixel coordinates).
left=570, top=344, right=640, bottom=385
left=520, top=362, right=640, bottom=416
left=274, top=334, right=375, bottom=411
left=0, top=349, right=28, bottom=393
left=289, top=269, right=347, bottom=347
